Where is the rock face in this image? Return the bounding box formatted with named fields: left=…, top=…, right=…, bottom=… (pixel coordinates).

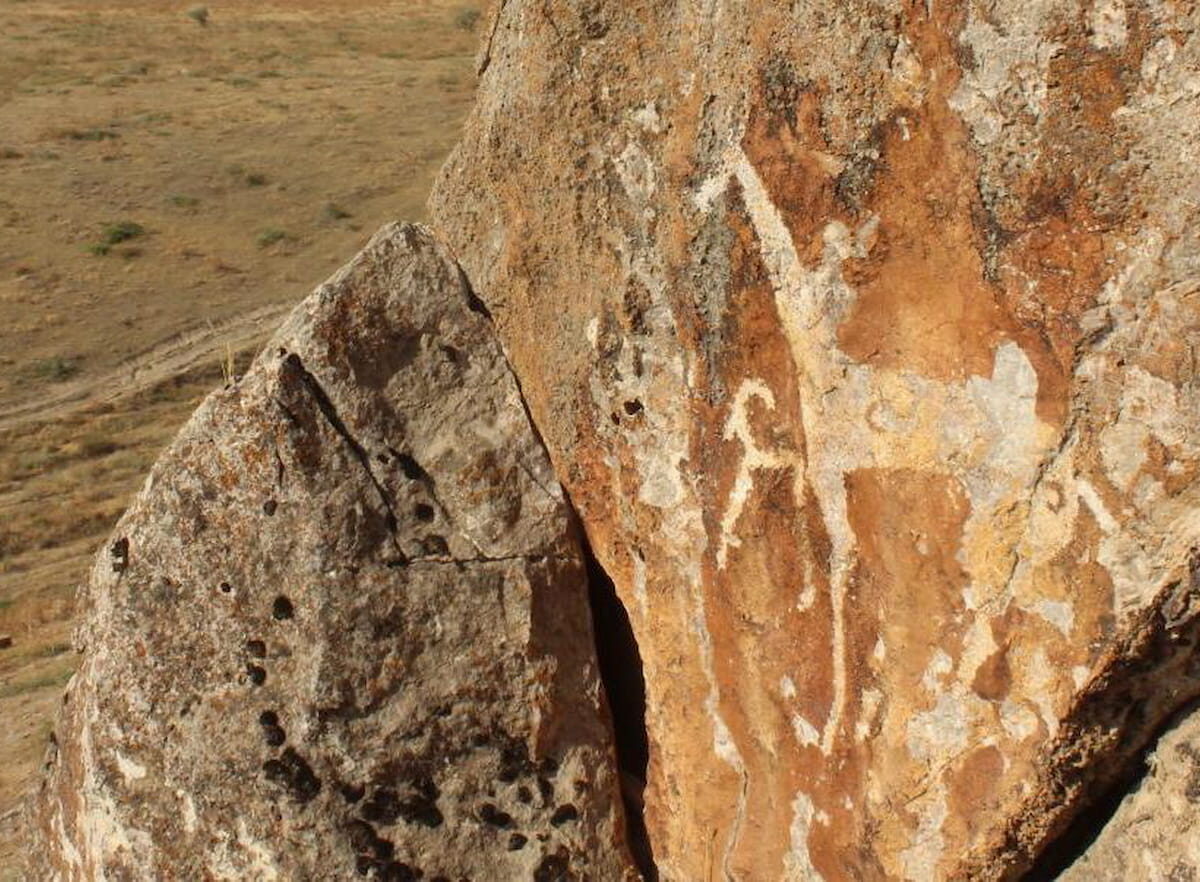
left=1061, top=704, right=1200, bottom=882
left=30, top=224, right=638, bottom=881
left=431, top=1, right=1200, bottom=878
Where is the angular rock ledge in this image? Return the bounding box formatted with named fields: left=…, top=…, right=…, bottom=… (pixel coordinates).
left=29, top=223, right=639, bottom=881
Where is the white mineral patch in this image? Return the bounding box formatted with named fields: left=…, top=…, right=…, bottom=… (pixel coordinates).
left=900, top=790, right=947, bottom=882
left=783, top=792, right=825, bottom=881
left=793, top=714, right=821, bottom=747
left=1033, top=599, right=1075, bottom=637
left=1090, top=0, right=1128, bottom=50
left=907, top=690, right=971, bottom=762
left=114, top=752, right=147, bottom=784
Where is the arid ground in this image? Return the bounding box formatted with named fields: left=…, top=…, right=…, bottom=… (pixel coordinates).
left=0, top=1, right=478, bottom=873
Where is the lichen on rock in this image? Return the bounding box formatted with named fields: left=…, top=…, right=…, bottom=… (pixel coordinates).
left=29, top=223, right=638, bottom=881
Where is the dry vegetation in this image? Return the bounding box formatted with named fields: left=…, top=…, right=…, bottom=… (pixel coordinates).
left=0, top=0, right=479, bottom=873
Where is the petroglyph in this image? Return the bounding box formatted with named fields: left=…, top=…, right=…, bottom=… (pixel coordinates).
left=711, top=143, right=1058, bottom=762
left=431, top=0, right=1200, bottom=876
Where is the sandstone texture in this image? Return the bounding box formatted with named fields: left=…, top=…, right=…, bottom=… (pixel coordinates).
left=431, top=1, right=1200, bottom=878
left=1061, top=703, right=1200, bottom=882
left=30, top=224, right=637, bottom=881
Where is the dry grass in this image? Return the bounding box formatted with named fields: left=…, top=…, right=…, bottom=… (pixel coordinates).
left=0, top=0, right=478, bottom=871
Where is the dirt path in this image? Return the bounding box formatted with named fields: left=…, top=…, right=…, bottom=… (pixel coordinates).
left=0, top=305, right=288, bottom=433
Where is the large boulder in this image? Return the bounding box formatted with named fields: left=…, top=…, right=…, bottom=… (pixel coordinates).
left=29, top=224, right=638, bottom=881
left=431, top=1, right=1200, bottom=878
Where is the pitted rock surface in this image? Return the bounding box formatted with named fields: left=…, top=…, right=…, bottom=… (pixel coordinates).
left=29, top=223, right=638, bottom=881
left=431, top=2, right=1200, bottom=879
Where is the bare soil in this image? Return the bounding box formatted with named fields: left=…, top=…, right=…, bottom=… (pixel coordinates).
left=0, top=1, right=478, bottom=873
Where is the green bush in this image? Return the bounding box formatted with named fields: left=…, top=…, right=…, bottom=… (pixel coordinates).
left=256, top=228, right=292, bottom=248
left=30, top=357, right=80, bottom=382
left=88, top=220, right=145, bottom=256
left=455, top=7, right=481, bottom=31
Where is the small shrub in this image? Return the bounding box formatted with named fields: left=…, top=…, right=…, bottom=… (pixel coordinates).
left=187, top=6, right=209, bottom=26
left=169, top=194, right=199, bottom=208
left=102, top=221, right=144, bottom=244
left=455, top=7, right=481, bottom=31
left=64, top=128, right=118, bottom=142
left=30, top=357, right=80, bottom=382
left=321, top=203, right=351, bottom=222
left=1, top=148, right=22, bottom=160
left=88, top=221, right=145, bottom=256
left=245, top=172, right=267, bottom=187
left=80, top=434, right=120, bottom=457
left=257, top=228, right=291, bottom=248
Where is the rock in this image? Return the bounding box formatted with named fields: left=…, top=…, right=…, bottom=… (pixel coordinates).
left=29, top=224, right=638, bottom=881
left=0, top=635, right=12, bottom=651
left=1059, top=705, right=1200, bottom=881
left=431, top=1, right=1200, bottom=878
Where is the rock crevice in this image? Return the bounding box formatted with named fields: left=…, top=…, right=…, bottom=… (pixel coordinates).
left=30, top=223, right=640, bottom=881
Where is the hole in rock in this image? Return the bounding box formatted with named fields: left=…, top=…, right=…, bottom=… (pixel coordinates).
left=550, top=803, right=578, bottom=826
left=583, top=541, right=657, bottom=880
left=478, top=803, right=515, bottom=828
left=272, top=596, right=294, bottom=620
left=393, top=451, right=427, bottom=482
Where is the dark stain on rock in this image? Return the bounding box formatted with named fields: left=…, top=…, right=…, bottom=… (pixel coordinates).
left=259, top=710, right=286, bottom=746
left=479, top=803, right=515, bottom=828
left=549, top=804, right=579, bottom=826
left=110, top=537, right=130, bottom=574
left=262, top=747, right=321, bottom=803
left=361, top=788, right=403, bottom=825
left=533, top=849, right=574, bottom=882
left=272, top=595, right=295, bottom=620
left=394, top=452, right=429, bottom=482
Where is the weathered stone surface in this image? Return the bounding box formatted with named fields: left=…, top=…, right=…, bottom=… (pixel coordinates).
left=1060, top=704, right=1200, bottom=882
left=30, top=224, right=638, bottom=881
left=431, top=2, right=1200, bottom=878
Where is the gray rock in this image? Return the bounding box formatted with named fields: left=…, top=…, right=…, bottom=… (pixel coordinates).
left=29, top=223, right=638, bottom=881
left=1060, top=705, right=1200, bottom=882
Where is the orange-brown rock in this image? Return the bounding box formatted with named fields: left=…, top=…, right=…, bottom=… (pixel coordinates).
left=431, top=1, right=1200, bottom=878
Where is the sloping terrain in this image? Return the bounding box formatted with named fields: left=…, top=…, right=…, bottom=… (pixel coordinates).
left=0, top=2, right=477, bottom=875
